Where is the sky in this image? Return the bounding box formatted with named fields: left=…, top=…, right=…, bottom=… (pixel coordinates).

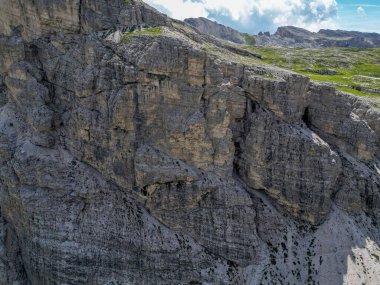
left=144, top=0, right=380, bottom=34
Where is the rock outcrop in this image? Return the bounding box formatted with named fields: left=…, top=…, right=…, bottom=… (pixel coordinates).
left=0, top=0, right=379, bottom=284
left=183, top=18, right=380, bottom=48
left=256, top=26, right=380, bottom=48
left=184, top=17, right=245, bottom=44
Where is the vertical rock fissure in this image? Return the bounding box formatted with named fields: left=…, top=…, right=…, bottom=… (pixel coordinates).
left=302, top=107, right=311, bottom=128
left=4, top=225, right=29, bottom=284
left=132, top=87, right=143, bottom=192
left=78, top=0, right=83, bottom=33
left=200, top=52, right=208, bottom=118
left=232, top=97, right=256, bottom=178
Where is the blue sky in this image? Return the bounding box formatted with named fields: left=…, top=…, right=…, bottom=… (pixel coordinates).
left=337, top=0, right=380, bottom=32
left=145, top=0, right=380, bottom=34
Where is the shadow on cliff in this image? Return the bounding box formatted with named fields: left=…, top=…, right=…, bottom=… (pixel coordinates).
left=250, top=186, right=380, bottom=285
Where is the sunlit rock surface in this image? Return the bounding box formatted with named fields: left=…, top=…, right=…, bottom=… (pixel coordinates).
left=0, top=0, right=379, bottom=284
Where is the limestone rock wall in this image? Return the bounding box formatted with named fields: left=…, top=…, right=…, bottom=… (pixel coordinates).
left=184, top=17, right=245, bottom=44
left=0, top=1, right=379, bottom=284
left=0, top=0, right=169, bottom=40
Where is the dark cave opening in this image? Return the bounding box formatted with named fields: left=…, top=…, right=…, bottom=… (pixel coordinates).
left=302, top=107, right=312, bottom=128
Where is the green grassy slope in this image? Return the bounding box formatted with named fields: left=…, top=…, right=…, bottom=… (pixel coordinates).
left=122, top=27, right=163, bottom=41
left=243, top=46, right=380, bottom=98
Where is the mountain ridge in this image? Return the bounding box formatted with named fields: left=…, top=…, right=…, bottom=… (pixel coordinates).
left=184, top=17, right=380, bottom=48
left=0, top=0, right=379, bottom=284
left=184, top=17, right=246, bottom=44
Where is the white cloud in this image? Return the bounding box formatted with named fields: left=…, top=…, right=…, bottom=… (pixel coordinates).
left=357, top=6, right=367, bottom=17
left=145, top=0, right=207, bottom=20
left=145, top=0, right=338, bottom=33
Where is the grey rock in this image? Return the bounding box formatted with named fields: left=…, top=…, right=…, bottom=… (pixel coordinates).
left=182, top=19, right=380, bottom=49
left=275, top=26, right=315, bottom=40
left=0, top=1, right=379, bottom=284
left=235, top=107, right=342, bottom=224
left=0, top=0, right=170, bottom=40
left=256, top=25, right=380, bottom=48
left=185, top=17, right=245, bottom=44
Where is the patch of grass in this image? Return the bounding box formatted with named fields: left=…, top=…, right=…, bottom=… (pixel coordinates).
left=123, top=0, right=142, bottom=4
left=336, top=86, right=378, bottom=97
left=242, top=46, right=380, bottom=99
left=122, top=27, right=163, bottom=41
left=244, top=34, right=256, bottom=46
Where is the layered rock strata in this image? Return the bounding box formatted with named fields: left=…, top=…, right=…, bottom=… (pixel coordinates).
left=0, top=0, right=379, bottom=284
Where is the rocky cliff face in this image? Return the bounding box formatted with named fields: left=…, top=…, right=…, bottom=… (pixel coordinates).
left=256, top=26, right=380, bottom=48
left=182, top=19, right=380, bottom=49
left=0, top=1, right=379, bottom=284
left=184, top=17, right=245, bottom=44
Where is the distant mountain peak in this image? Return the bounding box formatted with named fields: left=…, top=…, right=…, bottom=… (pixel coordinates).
left=184, top=17, right=245, bottom=44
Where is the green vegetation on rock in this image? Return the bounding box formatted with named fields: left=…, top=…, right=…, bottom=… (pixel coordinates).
left=243, top=46, right=380, bottom=98
left=244, top=34, right=256, bottom=46
left=123, top=0, right=142, bottom=4
left=122, top=27, right=163, bottom=41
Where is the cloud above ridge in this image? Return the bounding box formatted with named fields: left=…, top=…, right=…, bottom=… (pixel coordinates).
left=356, top=6, right=366, bottom=17
left=145, top=0, right=338, bottom=34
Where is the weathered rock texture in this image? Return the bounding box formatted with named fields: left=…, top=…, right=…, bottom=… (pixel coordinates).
left=182, top=18, right=380, bottom=49
left=184, top=17, right=245, bottom=44
left=0, top=1, right=379, bottom=284
left=256, top=26, right=380, bottom=48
